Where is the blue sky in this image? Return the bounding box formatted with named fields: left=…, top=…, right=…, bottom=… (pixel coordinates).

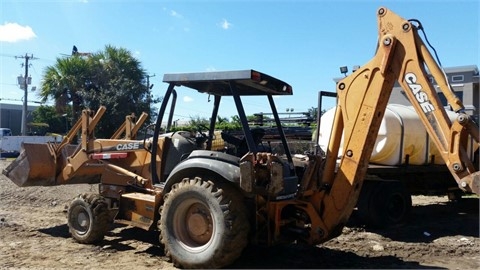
left=0, top=0, right=478, bottom=124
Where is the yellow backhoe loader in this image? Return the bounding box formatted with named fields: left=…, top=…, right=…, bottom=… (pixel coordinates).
left=3, top=7, right=478, bottom=268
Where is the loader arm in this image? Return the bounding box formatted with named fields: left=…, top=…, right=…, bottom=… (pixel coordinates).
left=110, top=112, right=149, bottom=140
left=300, top=7, right=479, bottom=244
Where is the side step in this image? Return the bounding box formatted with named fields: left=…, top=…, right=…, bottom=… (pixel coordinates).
left=115, top=192, right=161, bottom=231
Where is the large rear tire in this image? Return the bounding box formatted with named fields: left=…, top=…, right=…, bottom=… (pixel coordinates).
left=67, top=193, right=111, bottom=244
left=357, top=180, right=412, bottom=228
left=159, top=177, right=249, bottom=269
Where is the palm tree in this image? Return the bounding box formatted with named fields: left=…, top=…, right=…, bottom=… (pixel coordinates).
left=40, top=56, right=91, bottom=122
left=40, top=45, right=158, bottom=137
left=82, top=45, right=152, bottom=137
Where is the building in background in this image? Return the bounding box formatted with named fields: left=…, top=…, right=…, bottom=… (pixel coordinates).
left=334, top=65, right=479, bottom=122
left=388, top=65, right=479, bottom=123
left=0, top=103, right=38, bottom=135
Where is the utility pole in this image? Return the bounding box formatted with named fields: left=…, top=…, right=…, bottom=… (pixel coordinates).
left=146, top=74, right=156, bottom=90
left=16, top=53, right=37, bottom=136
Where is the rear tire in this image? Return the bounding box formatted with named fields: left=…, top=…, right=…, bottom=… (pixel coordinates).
left=357, top=180, right=412, bottom=228
left=159, top=177, right=249, bottom=269
left=67, top=193, right=111, bottom=244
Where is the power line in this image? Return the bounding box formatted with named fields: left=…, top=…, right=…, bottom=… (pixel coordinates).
left=0, top=53, right=17, bottom=58
left=0, top=97, right=43, bottom=104
left=0, top=53, right=54, bottom=63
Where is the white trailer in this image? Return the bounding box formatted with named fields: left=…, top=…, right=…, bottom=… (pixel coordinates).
left=0, top=135, right=63, bottom=158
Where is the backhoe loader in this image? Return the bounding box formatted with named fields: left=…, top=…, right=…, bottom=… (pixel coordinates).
left=3, top=7, right=479, bottom=269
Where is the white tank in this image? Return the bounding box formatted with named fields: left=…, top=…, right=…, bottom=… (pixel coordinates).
left=318, top=104, right=477, bottom=166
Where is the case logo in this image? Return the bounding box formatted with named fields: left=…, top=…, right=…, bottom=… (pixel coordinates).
left=405, top=72, right=435, bottom=113
left=116, top=142, right=140, bottom=151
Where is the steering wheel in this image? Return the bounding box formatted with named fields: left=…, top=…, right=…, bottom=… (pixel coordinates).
left=194, top=124, right=210, bottom=148
left=196, top=124, right=210, bottom=139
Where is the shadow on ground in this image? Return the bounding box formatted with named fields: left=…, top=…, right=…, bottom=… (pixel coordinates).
left=229, top=244, right=443, bottom=269
left=349, top=197, right=479, bottom=243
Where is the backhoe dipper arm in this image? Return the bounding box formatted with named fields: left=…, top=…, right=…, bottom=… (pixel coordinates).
left=311, top=7, right=479, bottom=242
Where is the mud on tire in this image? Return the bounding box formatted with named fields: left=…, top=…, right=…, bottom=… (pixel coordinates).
left=159, top=177, right=250, bottom=269
left=67, top=193, right=111, bottom=244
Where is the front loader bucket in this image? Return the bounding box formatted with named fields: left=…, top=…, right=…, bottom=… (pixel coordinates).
left=3, top=143, right=57, bottom=187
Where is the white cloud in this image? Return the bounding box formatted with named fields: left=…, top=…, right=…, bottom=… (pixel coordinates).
left=183, top=96, right=194, bottom=102
left=220, top=19, right=232, bottom=30
left=170, top=10, right=183, bottom=19
left=206, top=66, right=216, bottom=72
left=0, top=22, right=37, bottom=43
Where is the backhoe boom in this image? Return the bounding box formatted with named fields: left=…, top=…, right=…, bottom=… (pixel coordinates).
left=300, top=6, right=479, bottom=244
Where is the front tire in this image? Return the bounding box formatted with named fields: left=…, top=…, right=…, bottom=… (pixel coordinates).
left=67, top=193, right=111, bottom=244
left=159, top=177, right=249, bottom=269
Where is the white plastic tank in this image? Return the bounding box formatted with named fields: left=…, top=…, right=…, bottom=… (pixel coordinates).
left=318, top=104, right=477, bottom=166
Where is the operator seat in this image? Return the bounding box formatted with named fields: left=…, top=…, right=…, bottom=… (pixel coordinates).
left=221, top=128, right=268, bottom=157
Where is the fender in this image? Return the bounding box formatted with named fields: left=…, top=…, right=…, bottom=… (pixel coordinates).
left=163, top=150, right=240, bottom=192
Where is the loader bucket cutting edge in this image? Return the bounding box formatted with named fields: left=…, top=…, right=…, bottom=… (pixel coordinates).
left=2, top=143, right=57, bottom=187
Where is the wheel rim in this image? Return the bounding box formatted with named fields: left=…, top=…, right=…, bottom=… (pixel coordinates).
left=173, top=199, right=215, bottom=251
left=70, top=205, right=91, bottom=235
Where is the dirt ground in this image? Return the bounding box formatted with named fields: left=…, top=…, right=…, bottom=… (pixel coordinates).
left=0, top=159, right=478, bottom=269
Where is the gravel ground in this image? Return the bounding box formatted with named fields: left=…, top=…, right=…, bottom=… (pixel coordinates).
left=0, top=159, right=478, bottom=269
